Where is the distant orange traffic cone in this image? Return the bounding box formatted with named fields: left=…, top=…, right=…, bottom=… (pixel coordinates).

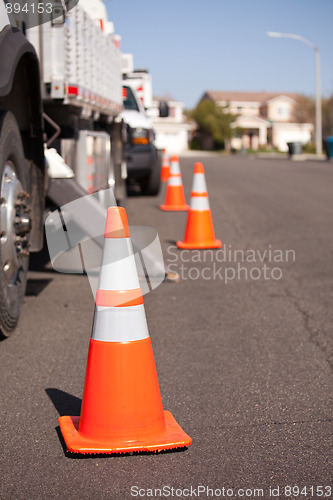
left=160, top=155, right=189, bottom=211
left=58, top=207, right=192, bottom=454
left=161, top=149, right=170, bottom=182
left=177, top=163, right=221, bottom=249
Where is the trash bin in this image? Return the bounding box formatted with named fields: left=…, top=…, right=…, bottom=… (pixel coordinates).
left=324, top=136, right=333, bottom=159
left=287, top=142, right=302, bottom=156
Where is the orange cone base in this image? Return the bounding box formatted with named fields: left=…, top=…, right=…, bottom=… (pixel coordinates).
left=176, top=210, right=222, bottom=249
left=58, top=411, right=192, bottom=454
left=177, top=239, right=222, bottom=249
left=160, top=185, right=189, bottom=211
left=159, top=204, right=189, bottom=211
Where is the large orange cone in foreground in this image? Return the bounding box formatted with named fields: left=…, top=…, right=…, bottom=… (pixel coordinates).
left=161, top=149, right=170, bottom=182
left=160, top=155, right=189, bottom=211
left=177, top=163, right=221, bottom=249
left=58, top=207, right=192, bottom=454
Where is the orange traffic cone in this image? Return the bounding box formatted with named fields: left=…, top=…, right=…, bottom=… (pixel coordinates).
left=161, top=149, right=170, bottom=182
left=160, top=155, right=189, bottom=211
left=58, top=207, right=192, bottom=454
left=177, top=163, right=222, bottom=249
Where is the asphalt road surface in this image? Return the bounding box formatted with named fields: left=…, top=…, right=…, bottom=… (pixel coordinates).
left=1, top=154, right=332, bottom=500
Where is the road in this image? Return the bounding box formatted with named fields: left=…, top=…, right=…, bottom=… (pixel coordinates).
left=1, top=154, right=332, bottom=500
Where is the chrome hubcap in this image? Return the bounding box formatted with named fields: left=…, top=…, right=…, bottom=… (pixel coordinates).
left=0, top=162, right=31, bottom=285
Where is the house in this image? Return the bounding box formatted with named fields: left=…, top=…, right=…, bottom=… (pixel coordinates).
left=200, top=91, right=313, bottom=152
left=150, top=97, right=192, bottom=154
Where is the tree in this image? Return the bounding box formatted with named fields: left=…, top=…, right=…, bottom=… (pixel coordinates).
left=190, top=99, right=236, bottom=150
left=293, top=95, right=315, bottom=124
left=322, top=94, right=333, bottom=137
left=293, top=93, right=333, bottom=138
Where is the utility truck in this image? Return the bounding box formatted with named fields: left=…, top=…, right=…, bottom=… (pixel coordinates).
left=0, top=0, right=166, bottom=338
left=122, top=55, right=167, bottom=195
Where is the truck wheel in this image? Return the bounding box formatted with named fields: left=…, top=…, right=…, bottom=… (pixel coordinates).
left=141, top=157, right=161, bottom=196
left=0, top=112, right=31, bottom=338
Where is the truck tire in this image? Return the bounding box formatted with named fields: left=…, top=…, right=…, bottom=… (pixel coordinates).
left=0, top=112, right=31, bottom=338
left=141, top=157, right=161, bottom=196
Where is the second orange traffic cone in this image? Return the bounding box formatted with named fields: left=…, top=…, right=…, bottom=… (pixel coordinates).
left=160, top=155, right=189, bottom=211
left=177, top=163, right=222, bottom=249
left=161, top=149, right=170, bottom=182
left=58, top=207, right=192, bottom=454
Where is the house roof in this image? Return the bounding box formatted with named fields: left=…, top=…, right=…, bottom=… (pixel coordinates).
left=202, top=90, right=299, bottom=104
left=234, top=114, right=271, bottom=126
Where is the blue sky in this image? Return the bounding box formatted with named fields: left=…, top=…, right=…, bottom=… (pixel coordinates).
left=106, top=0, right=333, bottom=108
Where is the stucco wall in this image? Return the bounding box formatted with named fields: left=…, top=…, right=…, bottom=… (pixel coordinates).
left=266, top=97, right=294, bottom=122
left=272, top=123, right=313, bottom=151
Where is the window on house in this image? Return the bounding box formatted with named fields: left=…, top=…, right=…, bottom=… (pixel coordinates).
left=278, top=106, right=290, bottom=118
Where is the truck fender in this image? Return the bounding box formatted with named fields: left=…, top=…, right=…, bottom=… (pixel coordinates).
left=0, top=25, right=45, bottom=251
left=0, top=25, right=37, bottom=97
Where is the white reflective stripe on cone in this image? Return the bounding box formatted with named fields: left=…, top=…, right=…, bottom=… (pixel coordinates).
left=91, top=304, right=150, bottom=342
left=170, top=161, right=181, bottom=175
left=168, top=176, right=183, bottom=187
left=192, top=173, right=207, bottom=194
left=190, top=196, right=210, bottom=211
left=98, top=238, right=140, bottom=291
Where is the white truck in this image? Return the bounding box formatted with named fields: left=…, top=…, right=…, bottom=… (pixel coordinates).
left=0, top=0, right=153, bottom=338
left=26, top=0, right=127, bottom=201
left=122, top=55, right=154, bottom=110
left=121, top=57, right=168, bottom=195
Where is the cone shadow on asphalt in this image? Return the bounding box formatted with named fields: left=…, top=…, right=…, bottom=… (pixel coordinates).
left=45, top=388, right=82, bottom=417
left=165, top=239, right=178, bottom=245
